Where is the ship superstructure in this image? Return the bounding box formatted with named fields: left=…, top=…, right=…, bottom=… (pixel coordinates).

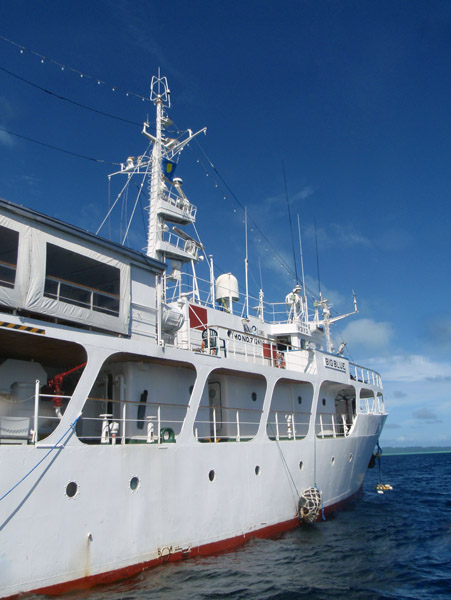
left=0, top=73, right=386, bottom=599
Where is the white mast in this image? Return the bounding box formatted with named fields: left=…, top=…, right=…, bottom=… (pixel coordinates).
left=146, top=70, right=170, bottom=259
left=141, top=71, right=206, bottom=271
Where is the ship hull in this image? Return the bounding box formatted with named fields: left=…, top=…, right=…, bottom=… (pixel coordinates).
left=0, top=415, right=383, bottom=599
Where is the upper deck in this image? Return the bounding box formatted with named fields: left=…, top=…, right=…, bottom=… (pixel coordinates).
left=0, top=197, right=164, bottom=336
left=0, top=197, right=382, bottom=396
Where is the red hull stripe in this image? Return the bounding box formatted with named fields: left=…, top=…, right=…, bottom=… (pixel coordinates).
left=4, top=488, right=362, bottom=600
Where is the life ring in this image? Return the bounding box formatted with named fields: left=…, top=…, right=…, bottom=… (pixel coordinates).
left=160, top=427, right=175, bottom=443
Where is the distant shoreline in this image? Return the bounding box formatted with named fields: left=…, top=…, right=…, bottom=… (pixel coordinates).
left=383, top=447, right=451, bottom=456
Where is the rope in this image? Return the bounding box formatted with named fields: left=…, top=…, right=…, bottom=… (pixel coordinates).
left=0, top=66, right=142, bottom=127
left=0, top=414, right=81, bottom=503
left=268, top=421, right=301, bottom=502
left=377, top=444, right=382, bottom=484
left=313, top=432, right=326, bottom=520
left=0, top=33, right=149, bottom=102
left=0, top=126, right=119, bottom=165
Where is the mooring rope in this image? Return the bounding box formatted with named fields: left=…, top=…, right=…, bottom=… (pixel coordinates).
left=0, top=414, right=81, bottom=503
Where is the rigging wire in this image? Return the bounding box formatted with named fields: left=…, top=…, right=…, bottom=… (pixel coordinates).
left=0, top=66, right=144, bottom=127
left=0, top=415, right=81, bottom=504
left=282, top=160, right=299, bottom=284
left=0, top=125, right=119, bottom=165
left=0, top=52, right=354, bottom=334
left=190, top=139, right=298, bottom=283
left=0, top=33, right=150, bottom=102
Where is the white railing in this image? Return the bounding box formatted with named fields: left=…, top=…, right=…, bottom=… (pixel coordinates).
left=159, top=231, right=200, bottom=260
left=194, top=406, right=263, bottom=442
left=358, top=394, right=386, bottom=415
left=315, top=413, right=354, bottom=438
left=44, top=275, right=120, bottom=317
left=197, top=325, right=290, bottom=370
left=0, top=259, right=16, bottom=288
left=349, top=362, right=382, bottom=388
left=195, top=325, right=317, bottom=374
left=165, top=271, right=315, bottom=325
left=76, top=396, right=188, bottom=445
left=162, top=189, right=197, bottom=221
left=267, top=410, right=311, bottom=441
left=32, top=382, right=72, bottom=443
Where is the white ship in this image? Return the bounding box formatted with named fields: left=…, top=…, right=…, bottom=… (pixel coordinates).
left=0, top=73, right=386, bottom=598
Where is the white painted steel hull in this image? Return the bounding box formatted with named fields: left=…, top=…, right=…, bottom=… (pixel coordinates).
left=0, top=328, right=385, bottom=599
left=0, top=423, right=383, bottom=598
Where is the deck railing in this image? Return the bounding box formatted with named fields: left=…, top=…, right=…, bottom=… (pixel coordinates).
left=315, top=413, right=354, bottom=438
left=349, top=362, right=382, bottom=387
left=193, top=405, right=263, bottom=442
left=195, top=325, right=316, bottom=373
left=267, top=410, right=311, bottom=441
left=44, top=275, right=120, bottom=317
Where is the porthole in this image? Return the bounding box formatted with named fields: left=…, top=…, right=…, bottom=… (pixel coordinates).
left=255, top=465, right=261, bottom=476
left=297, top=396, right=302, bottom=405
left=322, top=398, right=326, bottom=406
left=130, top=476, right=140, bottom=491
left=209, top=389, right=216, bottom=400
left=299, top=461, right=304, bottom=470
left=208, top=469, right=216, bottom=482
left=251, top=392, right=257, bottom=402
left=331, top=456, right=335, bottom=466
left=65, top=481, right=78, bottom=498
left=349, top=453, right=353, bottom=462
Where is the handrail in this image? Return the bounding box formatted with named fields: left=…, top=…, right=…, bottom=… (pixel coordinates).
left=349, top=362, right=382, bottom=387
left=44, top=275, right=120, bottom=316
left=45, top=274, right=120, bottom=299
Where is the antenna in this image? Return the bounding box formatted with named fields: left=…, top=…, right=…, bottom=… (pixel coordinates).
left=297, top=213, right=307, bottom=313
left=314, top=217, right=321, bottom=297
left=282, top=161, right=299, bottom=284
left=244, top=206, right=250, bottom=318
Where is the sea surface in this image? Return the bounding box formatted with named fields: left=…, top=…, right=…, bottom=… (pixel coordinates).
left=34, top=452, right=451, bottom=600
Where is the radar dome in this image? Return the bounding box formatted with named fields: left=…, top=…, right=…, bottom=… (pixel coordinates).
left=215, top=273, right=239, bottom=312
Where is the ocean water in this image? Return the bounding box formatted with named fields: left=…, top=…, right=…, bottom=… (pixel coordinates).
left=34, top=453, right=451, bottom=600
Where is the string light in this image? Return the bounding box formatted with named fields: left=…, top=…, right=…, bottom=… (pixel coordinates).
left=0, top=33, right=150, bottom=102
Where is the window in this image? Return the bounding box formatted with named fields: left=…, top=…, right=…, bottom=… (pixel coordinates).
left=0, top=225, right=19, bottom=289
left=44, top=244, right=120, bottom=316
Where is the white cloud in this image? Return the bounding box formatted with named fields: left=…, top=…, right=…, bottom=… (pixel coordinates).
left=305, top=222, right=372, bottom=249
left=425, top=316, right=451, bottom=352
left=293, top=185, right=316, bottom=202
left=341, top=318, right=393, bottom=351
left=367, top=354, right=451, bottom=383
left=0, top=129, right=14, bottom=147
left=412, top=408, right=442, bottom=423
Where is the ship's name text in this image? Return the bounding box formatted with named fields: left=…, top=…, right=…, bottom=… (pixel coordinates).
left=324, top=356, right=347, bottom=372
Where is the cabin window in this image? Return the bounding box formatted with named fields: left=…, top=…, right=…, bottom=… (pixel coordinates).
left=0, top=225, right=19, bottom=289
left=44, top=244, right=120, bottom=316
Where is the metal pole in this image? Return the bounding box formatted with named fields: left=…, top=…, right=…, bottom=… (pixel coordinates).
left=33, top=379, right=40, bottom=443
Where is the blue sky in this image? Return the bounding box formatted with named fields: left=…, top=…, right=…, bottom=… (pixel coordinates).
left=1, top=1, right=450, bottom=447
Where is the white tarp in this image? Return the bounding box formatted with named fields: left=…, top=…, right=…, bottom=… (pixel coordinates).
left=0, top=212, right=131, bottom=335
left=0, top=214, right=31, bottom=310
